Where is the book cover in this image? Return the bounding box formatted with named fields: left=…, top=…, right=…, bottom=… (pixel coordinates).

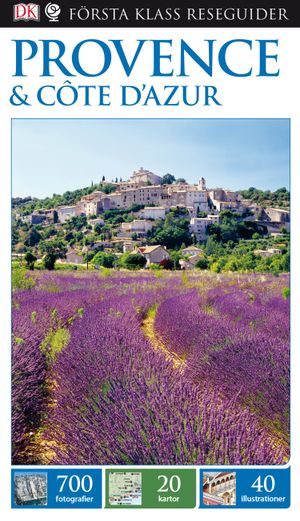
left=0, top=0, right=298, bottom=518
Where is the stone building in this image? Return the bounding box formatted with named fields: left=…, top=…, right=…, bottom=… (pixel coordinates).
left=203, top=472, right=236, bottom=506
left=105, top=185, right=163, bottom=209
left=131, top=167, right=162, bottom=186
left=88, top=217, right=105, bottom=229
left=84, top=199, right=102, bottom=216
left=162, top=182, right=209, bottom=211
left=254, top=248, right=283, bottom=258
left=139, top=206, right=166, bottom=220
left=31, top=213, right=47, bottom=225
left=137, top=245, right=170, bottom=266
left=57, top=205, right=77, bottom=223
left=120, top=219, right=154, bottom=235
left=181, top=246, right=204, bottom=256
left=208, top=188, right=242, bottom=212
left=264, top=207, right=290, bottom=231
left=189, top=217, right=214, bottom=241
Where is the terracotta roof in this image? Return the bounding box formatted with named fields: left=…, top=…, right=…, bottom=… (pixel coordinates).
left=139, top=245, right=163, bottom=254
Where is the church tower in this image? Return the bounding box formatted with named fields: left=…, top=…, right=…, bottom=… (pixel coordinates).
left=198, top=177, right=206, bottom=190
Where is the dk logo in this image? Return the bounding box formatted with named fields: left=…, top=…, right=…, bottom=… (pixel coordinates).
left=13, top=3, right=40, bottom=21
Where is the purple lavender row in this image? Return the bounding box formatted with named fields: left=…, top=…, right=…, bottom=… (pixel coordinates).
left=154, top=286, right=289, bottom=449
left=43, top=295, right=285, bottom=464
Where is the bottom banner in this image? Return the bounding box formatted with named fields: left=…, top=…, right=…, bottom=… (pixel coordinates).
left=11, top=466, right=290, bottom=509
left=200, top=468, right=290, bottom=508
left=11, top=468, right=102, bottom=508
left=105, top=468, right=196, bottom=508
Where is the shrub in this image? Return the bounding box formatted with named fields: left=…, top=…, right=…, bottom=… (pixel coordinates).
left=119, top=253, right=147, bottom=270
left=24, top=251, right=37, bottom=270
left=282, top=287, right=290, bottom=299
left=195, top=258, right=209, bottom=270
left=12, top=268, right=36, bottom=290
left=92, top=252, right=117, bottom=268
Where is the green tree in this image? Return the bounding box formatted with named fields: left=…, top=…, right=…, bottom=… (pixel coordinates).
left=252, top=232, right=261, bottom=240
left=92, top=251, right=117, bottom=268
left=280, top=251, right=290, bottom=272
left=112, top=215, right=124, bottom=224
left=238, top=186, right=289, bottom=209
left=207, top=223, right=221, bottom=241
left=197, top=211, right=208, bottom=218
left=211, top=257, right=227, bottom=273
left=205, top=236, right=224, bottom=256
left=43, top=254, right=57, bottom=270
left=74, top=231, right=84, bottom=242
left=83, top=235, right=95, bottom=246
left=12, top=224, right=20, bottom=247
left=64, top=231, right=74, bottom=242
left=119, top=252, right=146, bottom=270
left=83, top=251, right=95, bottom=264
left=94, top=223, right=103, bottom=234
left=24, top=251, right=37, bottom=270
left=101, top=183, right=117, bottom=194
left=280, top=226, right=288, bottom=235
left=195, top=258, right=209, bottom=270
left=223, top=258, right=239, bottom=272
left=43, top=226, right=57, bottom=239
left=148, top=209, right=191, bottom=249
left=25, top=227, right=42, bottom=247
left=162, top=173, right=176, bottom=185
left=149, top=227, right=191, bottom=249
left=67, top=215, right=87, bottom=231
left=40, top=239, right=67, bottom=270
left=170, top=250, right=181, bottom=270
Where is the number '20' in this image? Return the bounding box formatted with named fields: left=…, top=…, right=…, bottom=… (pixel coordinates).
left=157, top=475, right=181, bottom=493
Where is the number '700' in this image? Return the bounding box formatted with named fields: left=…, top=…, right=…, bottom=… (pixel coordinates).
left=57, top=475, right=93, bottom=493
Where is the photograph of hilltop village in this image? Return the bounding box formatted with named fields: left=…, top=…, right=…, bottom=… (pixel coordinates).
left=12, top=165, right=289, bottom=274
left=11, top=119, right=290, bottom=467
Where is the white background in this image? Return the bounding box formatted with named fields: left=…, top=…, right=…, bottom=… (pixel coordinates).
left=0, top=27, right=299, bottom=520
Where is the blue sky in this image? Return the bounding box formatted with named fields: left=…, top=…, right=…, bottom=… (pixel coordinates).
left=12, top=119, right=289, bottom=198
left=14, top=471, right=47, bottom=476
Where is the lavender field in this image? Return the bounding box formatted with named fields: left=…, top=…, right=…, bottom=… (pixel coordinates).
left=12, top=270, right=290, bottom=465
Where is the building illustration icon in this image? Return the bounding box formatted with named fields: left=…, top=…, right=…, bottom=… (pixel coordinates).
left=203, top=472, right=236, bottom=506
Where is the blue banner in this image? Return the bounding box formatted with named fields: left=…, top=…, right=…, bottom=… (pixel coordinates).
left=12, top=468, right=102, bottom=508
left=200, top=468, right=290, bottom=508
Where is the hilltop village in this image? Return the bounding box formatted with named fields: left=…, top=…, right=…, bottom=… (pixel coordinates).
left=12, top=167, right=290, bottom=273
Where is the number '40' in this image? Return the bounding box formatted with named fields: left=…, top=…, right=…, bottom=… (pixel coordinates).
left=251, top=475, right=275, bottom=493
